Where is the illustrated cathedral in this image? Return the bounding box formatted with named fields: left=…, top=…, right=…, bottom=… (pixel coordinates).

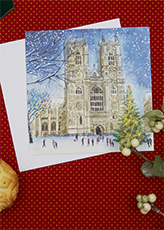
left=30, top=33, right=126, bottom=137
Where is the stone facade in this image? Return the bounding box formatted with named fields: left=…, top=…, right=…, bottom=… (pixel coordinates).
left=30, top=34, right=125, bottom=137
left=61, top=34, right=125, bottom=135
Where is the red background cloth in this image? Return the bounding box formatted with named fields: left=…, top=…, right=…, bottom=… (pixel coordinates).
left=0, top=0, right=163, bottom=229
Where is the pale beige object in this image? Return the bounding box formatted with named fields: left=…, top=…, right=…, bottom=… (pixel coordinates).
left=140, top=208, right=148, bottom=214
left=0, top=159, right=19, bottom=212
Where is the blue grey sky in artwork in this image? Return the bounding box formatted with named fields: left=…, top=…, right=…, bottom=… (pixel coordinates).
left=26, top=27, right=152, bottom=115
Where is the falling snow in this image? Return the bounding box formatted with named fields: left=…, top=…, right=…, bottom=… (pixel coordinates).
left=25, top=28, right=153, bottom=155
left=26, top=28, right=152, bottom=116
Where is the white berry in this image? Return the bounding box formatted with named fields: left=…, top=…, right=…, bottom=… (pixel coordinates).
left=122, top=147, right=131, bottom=156
left=142, top=203, right=151, bottom=212
left=161, top=119, right=164, bottom=124
left=151, top=127, right=161, bottom=133
left=131, top=138, right=139, bottom=148
left=148, top=194, right=156, bottom=203
left=140, top=208, right=148, bottom=215
left=155, top=121, right=163, bottom=130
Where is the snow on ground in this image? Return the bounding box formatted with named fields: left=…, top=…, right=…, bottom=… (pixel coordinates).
left=29, top=133, right=154, bottom=155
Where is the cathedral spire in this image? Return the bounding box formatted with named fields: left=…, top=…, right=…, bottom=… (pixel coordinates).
left=115, top=32, right=119, bottom=42
left=82, top=31, right=87, bottom=44
left=102, top=33, right=105, bottom=42
left=82, top=31, right=85, bottom=40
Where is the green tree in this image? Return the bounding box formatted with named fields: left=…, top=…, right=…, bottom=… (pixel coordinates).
left=27, top=88, right=51, bottom=143
left=113, top=85, right=148, bottom=145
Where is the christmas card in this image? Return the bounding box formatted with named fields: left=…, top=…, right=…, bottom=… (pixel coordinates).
left=25, top=27, right=154, bottom=156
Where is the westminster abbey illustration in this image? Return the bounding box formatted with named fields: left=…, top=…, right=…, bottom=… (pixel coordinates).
left=30, top=33, right=125, bottom=137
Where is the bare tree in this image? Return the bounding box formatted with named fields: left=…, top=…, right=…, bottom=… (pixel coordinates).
left=25, top=30, right=82, bottom=86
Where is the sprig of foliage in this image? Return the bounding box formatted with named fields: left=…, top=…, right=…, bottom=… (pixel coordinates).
left=141, top=99, right=164, bottom=132
left=141, top=109, right=164, bottom=120
left=140, top=156, right=164, bottom=177
left=136, top=194, right=164, bottom=216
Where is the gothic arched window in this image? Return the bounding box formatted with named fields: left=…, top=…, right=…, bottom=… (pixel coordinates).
left=111, top=85, right=117, bottom=100
left=42, top=122, right=48, bottom=131
left=76, top=52, right=81, bottom=65
left=111, top=85, right=117, bottom=94
left=112, top=112, right=118, bottom=120
left=58, top=122, right=61, bottom=131
left=51, top=121, right=56, bottom=131
left=108, top=53, right=114, bottom=66
left=76, top=87, right=82, bottom=94
left=80, top=116, right=82, bottom=125
left=118, top=85, right=125, bottom=100
left=90, top=86, right=103, bottom=111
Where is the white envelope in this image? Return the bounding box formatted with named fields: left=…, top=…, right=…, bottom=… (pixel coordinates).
left=0, top=19, right=121, bottom=172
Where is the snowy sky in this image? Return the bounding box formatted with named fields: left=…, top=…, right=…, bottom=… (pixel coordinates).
left=26, top=27, right=152, bottom=115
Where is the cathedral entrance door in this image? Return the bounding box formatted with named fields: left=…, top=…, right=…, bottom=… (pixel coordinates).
left=96, top=126, right=101, bottom=135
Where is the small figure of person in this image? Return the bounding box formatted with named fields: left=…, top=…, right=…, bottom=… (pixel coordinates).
left=92, top=138, right=94, bottom=146
left=149, top=138, right=152, bottom=146
left=109, top=139, right=112, bottom=146
left=55, top=141, right=58, bottom=148
left=42, top=139, right=46, bottom=147
left=52, top=140, right=55, bottom=148
left=102, top=135, right=104, bottom=142
left=97, top=137, right=99, bottom=144
left=147, top=138, right=150, bottom=147
left=87, top=138, right=90, bottom=146
left=81, top=137, right=84, bottom=146
left=112, top=141, right=114, bottom=147
left=76, top=133, right=78, bottom=141
left=106, top=137, right=109, bottom=146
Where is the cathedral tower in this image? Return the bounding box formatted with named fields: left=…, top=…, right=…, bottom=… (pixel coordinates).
left=97, top=33, right=125, bottom=131
left=63, top=34, right=90, bottom=134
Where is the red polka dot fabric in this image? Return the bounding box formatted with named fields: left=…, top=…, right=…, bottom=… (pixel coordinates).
left=0, top=0, right=163, bottom=229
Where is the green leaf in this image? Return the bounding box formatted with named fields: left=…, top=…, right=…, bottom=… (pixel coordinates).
left=141, top=110, right=164, bottom=119
left=153, top=156, right=164, bottom=177
left=161, top=104, right=164, bottom=112
left=141, top=161, right=154, bottom=177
